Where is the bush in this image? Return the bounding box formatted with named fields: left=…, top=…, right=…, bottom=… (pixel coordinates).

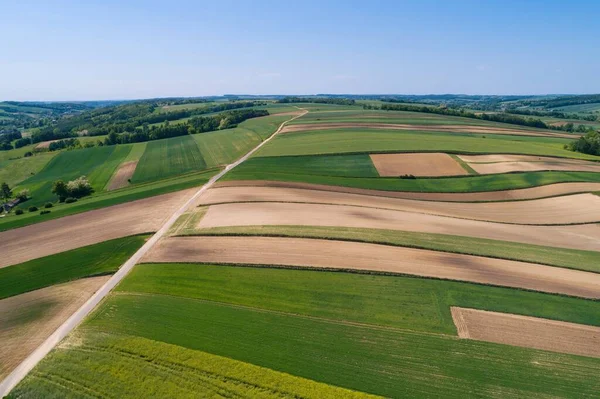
left=15, top=209, right=23, bottom=215
left=65, top=197, right=77, bottom=204
left=24, top=151, right=33, bottom=157
left=399, top=174, right=417, bottom=179
left=28, top=206, right=38, bottom=212
left=40, top=210, right=51, bottom=215
left=44, top=202, right=53, bottom=208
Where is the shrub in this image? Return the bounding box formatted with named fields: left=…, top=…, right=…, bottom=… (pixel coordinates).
left=28, top=206, right=38, bottom=212
left=399, top=174, right=417, bottom=179
left=24, top=151, right=33, bottom=157
left=15, top=209, right=23, bottom=215
left=65, top=197, right=77, bottom=204
left=44, top=202, right=53, bottom=208
left=40, top=210, right=51, bottom=215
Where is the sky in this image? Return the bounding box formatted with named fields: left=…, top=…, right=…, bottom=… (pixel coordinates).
left=1, top=0, right=599, bottom=100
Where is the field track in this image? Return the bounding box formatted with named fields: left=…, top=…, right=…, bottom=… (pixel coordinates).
left=142, top=236, right=600, bottom=299
left=0, top=188, right=195, bottom=268
left=0, top=276, right=109, bottom=379
left=197, top=202, right=600, bottom=251
left=106, top=161, right=138, bottom=190
left=198, top=186, right=600, bottom=225
left=370, top=152, right=468, bottom=176
left=0, top=108, right=307, bottom=397
left=215, top=180, right=600, bottom=201
left=281, top=122, right=577, bottom=138
left=451, top=307, right=600, bottom=358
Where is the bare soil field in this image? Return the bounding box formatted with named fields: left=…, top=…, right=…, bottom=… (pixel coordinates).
left=196, top=202, right=600, bottom=251
left=370, top=153, right=469, bottom=177
left=215, top=180, right=600, bottom=202
left=280, top=122, right=576, bottom=138
left=198, top=186, right=600, bottom=225
left=0, top=189, right=195, bottom=268
left=0, top=276, right=110, bottom=379
left=451, top=307, right=600, bottom=358
left=34, top=140, right=58, bottom=150
left=143, top=236, right=600, bottom=299
left=106, top=161, right=138, bottom=190
left=458, top=154, right=600, bottom=174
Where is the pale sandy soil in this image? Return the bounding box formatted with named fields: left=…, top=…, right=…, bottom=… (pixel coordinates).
left=197, top=186, right=600, bottom=225
left=215, top=180, right=600, bottom=202
left=0, top=189, right=195, bottom=268
left=106, top=161, right=138, bottom=190
left=370, top=153, right=468, bottom=176
left=0, top=276, right=110, bottom=379
left=280, top=122, right=576, bottom=138
left=143, top=236, right=600, bottom=299
left=197, top=202, right=600, bottom=251
left=458, top=154, right=600, bottom=174
left=34, top=140, right=58, bottom=149
left=451, top=307, right=600, bottom=359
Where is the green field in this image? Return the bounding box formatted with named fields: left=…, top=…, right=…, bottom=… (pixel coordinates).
left=22, top=264, right=598, bottom=398
left=189, top=225, right=600, bottom=273
left=254, top=128, right=597, bottom=159
left=229, top=153, right=380, bottom=177
left=555, top=102, right=600, bottom=113
left=0, top=235, right=149, bottom=299
left=131, top=135, right=206, bottom=183
left=11, top=333, right=374, bottom=399
left=17, top=145, right=133, bottom=205
left=194, top=128, right=262, bottom=168
left=0, top=152, right=57, bottom=187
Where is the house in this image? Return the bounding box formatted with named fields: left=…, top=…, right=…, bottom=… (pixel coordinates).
left=2, top=198, right=20, bottom=213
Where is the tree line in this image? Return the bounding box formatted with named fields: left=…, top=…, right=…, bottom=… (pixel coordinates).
left=102, top=109, right=268, bottom=145
left=27, top=101, right=267, bottom=144
left=277, top=97, right=356, bottom=106
left=368, top=102, right=591, bottom=132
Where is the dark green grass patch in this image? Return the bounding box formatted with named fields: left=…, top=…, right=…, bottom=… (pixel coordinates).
left=189, top=225, right=600, bottom=273
left=131, top=135, right=206, bottom=183
left=0, top=235, right=149, bottom=299
left=84, top=289, right=600, bottom=398
left=119, top=264, right=600, bottom=333
left=235, top=154, right=379, bottom=178
left=224, top=165, right=600, bottom=193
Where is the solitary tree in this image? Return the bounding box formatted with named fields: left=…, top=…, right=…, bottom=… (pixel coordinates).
left=1, top=182, right=12, bottom=202
left=51, top=180, right=69, bottom=202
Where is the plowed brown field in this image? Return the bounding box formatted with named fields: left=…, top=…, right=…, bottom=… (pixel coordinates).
left=198, top=186, right=600, bottom=225
left=370, top=153, right=468, bottom=176
left=458, top=154, right=600, bottom=174
left=214, top=180, right=600, bottom=202
left=451, top=307, right=600, bottom=358
left=0, top=188, right=195, bottom=268
left=0, top=276, right=109, bottom=379
left=197, top=202, right=600, bottom=251
left=106, top=161, right=138, bottom=190
left=280, top=122, right=576, bottom=138
left=143, top=236, right=600, bottom=299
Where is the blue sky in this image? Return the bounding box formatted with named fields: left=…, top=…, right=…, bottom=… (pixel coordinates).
left=1, top=0, right=599, bottom=100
